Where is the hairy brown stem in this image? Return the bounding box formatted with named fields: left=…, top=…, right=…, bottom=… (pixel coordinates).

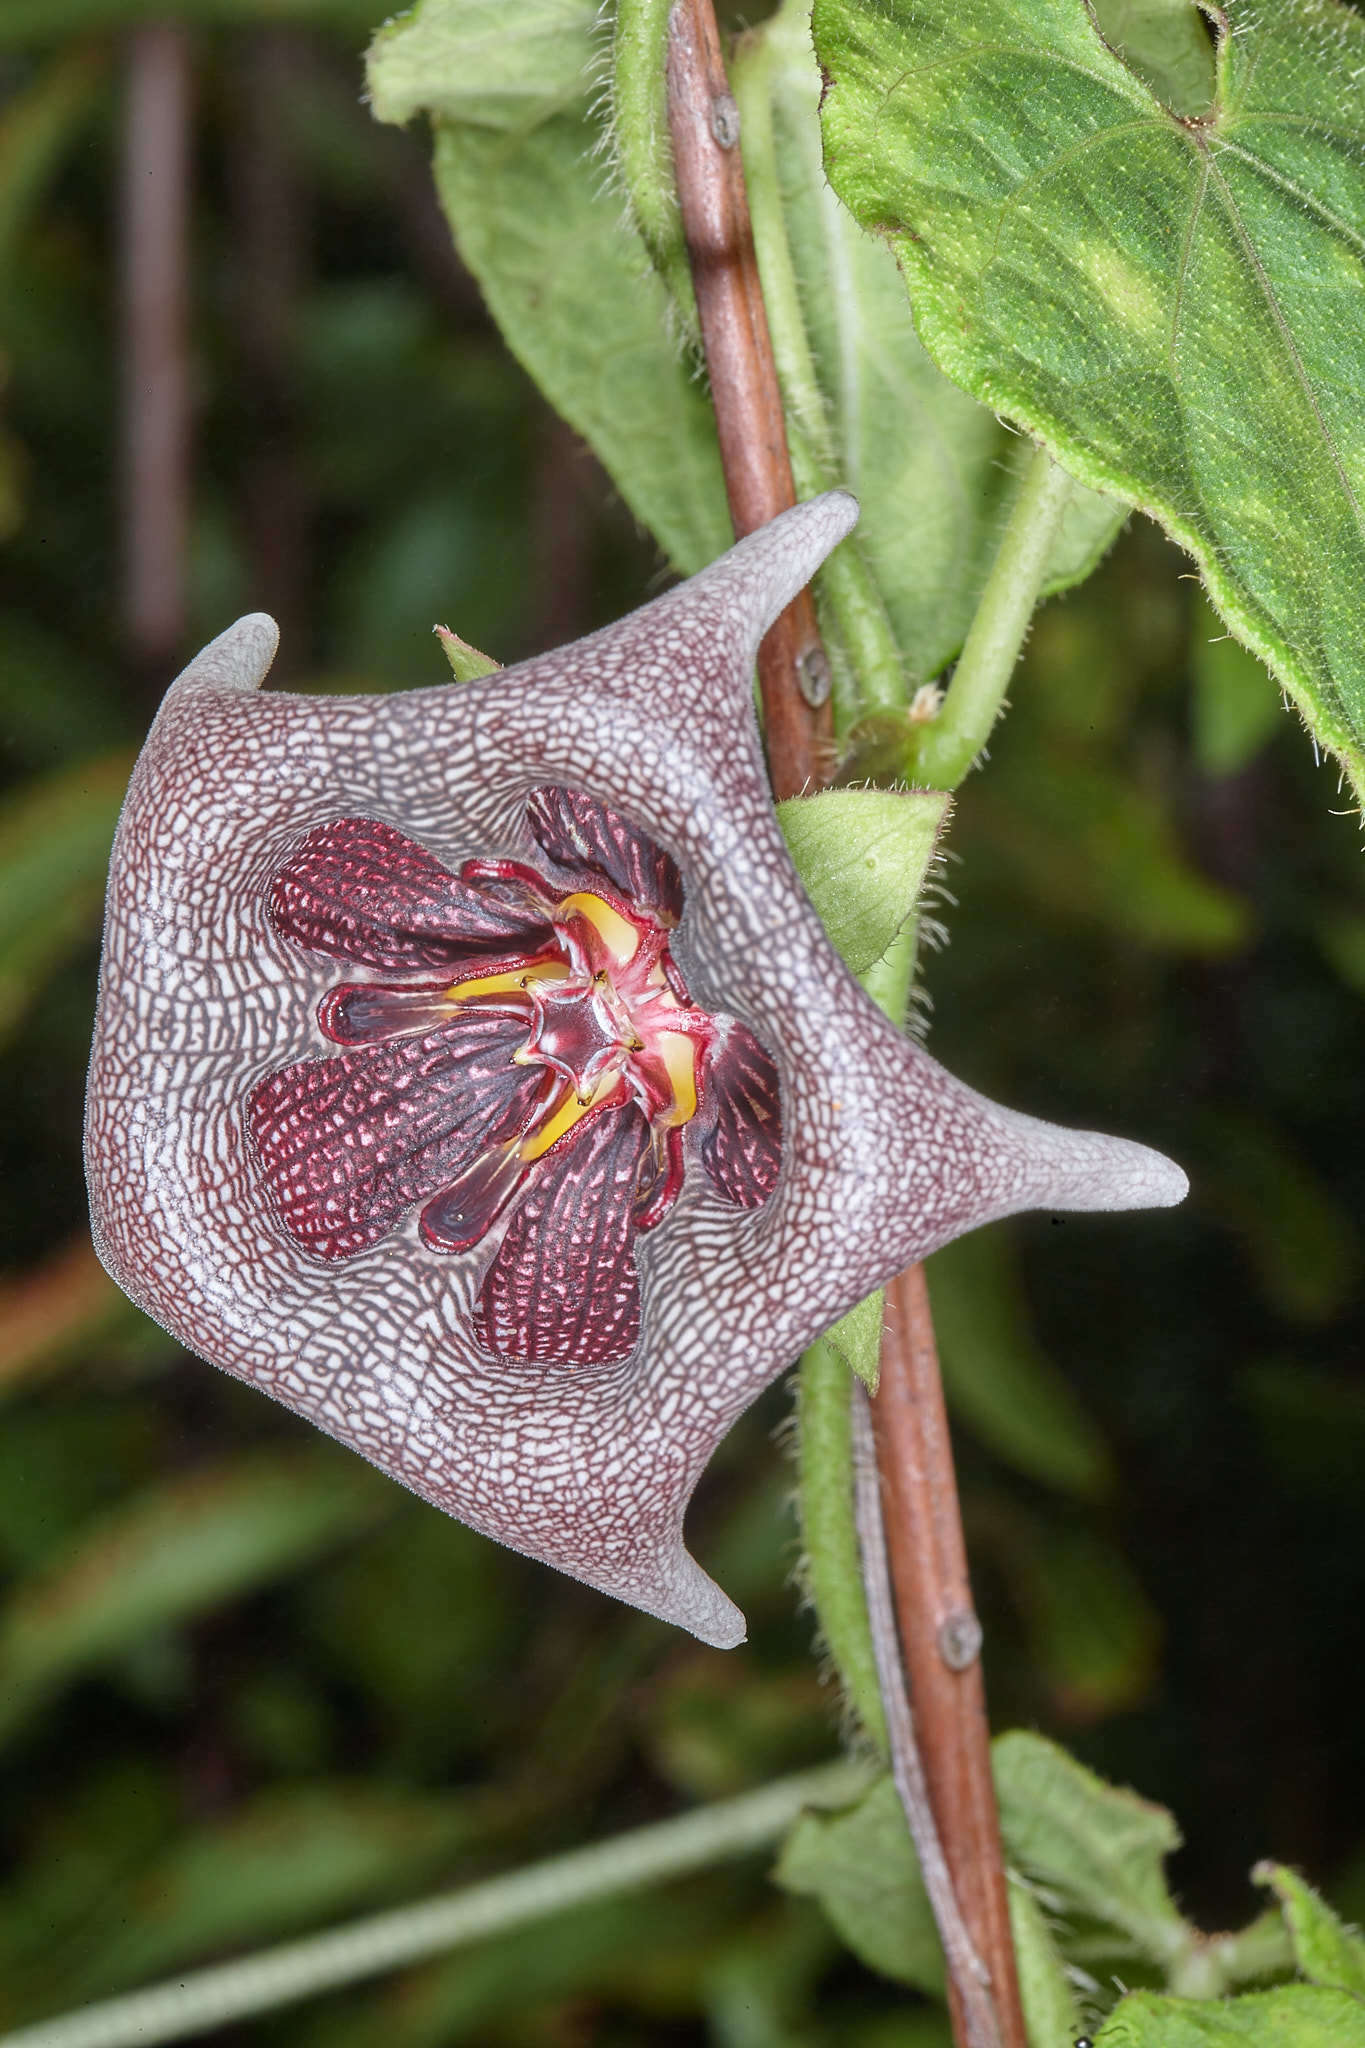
left=665, top=0, right=831, bottom=799
left=876, top=1268, right=1026, bottom=2048
left=120, top=21, right=192, bottom=671
left=852, top=1388, right=1001, bottom=2048
left=666, top=9, right=1026, bottom=2044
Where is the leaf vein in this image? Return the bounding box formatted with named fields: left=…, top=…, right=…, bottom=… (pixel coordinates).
left=1205, top=153, right=1363, bottom=535
left=1212, top=133, right=1365, bottom=262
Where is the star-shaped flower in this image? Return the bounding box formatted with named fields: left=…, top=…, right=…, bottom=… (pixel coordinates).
left=85, top=493, right=1184, bottom=1647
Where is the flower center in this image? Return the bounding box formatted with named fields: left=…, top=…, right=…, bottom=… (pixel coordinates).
left=445, top=887, right=711, bottom=1173
left=250, top=801, right=782, bottom=1366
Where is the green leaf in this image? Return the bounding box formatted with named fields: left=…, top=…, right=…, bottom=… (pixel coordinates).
left=794, top=1340, right=887, bottom=1749
left=366, top=0, right=599, bottom=133
left=434, top=625, right=500, bottom=681
left=1096, top=1985, right=1365, bottom=2046
left=817, top=0, right=1365, bottom=795
left=1242, top=1361, right=1365, bottom=1508
left=1090, top=0, right=1216, bottom=118
left=1255, top=1863, right=1365, bottom=2001
left=0, top=1449, right=391, bottom=1741
left=822, top=1288, right=884, bottom=1395
left=773, top=1774, right=944, bottom=1993
left=993, top=1730, right=1187, bottom=1966
left=777, top=787, right=951, bottom=977
left=1008, top=1877, right=1082, bottom=2046
left=0, top=750, right=133, bottom=1044
left=926, top=1230, right=1114, bottom=1500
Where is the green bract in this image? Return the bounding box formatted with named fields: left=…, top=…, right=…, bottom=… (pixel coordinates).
left=1097, top=1986, right=1365, bottom=2045
left=816, top=0, right=1365, bottom=794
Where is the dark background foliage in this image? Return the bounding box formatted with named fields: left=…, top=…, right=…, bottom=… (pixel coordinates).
left=0, top=7, right=1363, bottom=2043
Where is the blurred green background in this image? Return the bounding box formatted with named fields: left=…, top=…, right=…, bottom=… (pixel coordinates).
left=1, top=8, right=1364, bottom=2044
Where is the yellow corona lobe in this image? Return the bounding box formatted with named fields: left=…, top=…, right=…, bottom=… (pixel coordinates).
left=519, top=1070, right=619, bottom=1163
left=559, top=892, right=640, bottom=965
left=446, top=959, right=568, bottom=1003
left=657, top=1031, right=699, bottom=1127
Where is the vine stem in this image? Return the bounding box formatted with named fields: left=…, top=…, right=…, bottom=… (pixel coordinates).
left=874, top=1269, right=1025, bottom=2048
left=908, top=447, right=1073, bottom=789
left=852, top=1388, right=1001, bottom=2048
left=0, top=1762, right=869, bottom=2048
left=665, top=0, right=831, bottom=796
left=666, top=9, right=1027, bottom=2047
left=120, top=21, right=191, bottom=671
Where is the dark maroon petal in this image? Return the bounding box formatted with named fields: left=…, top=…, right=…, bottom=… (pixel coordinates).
left=633, top=1125, right=685, bottom=1233
left=271, top=817, right=555, bottom=971
left=318, top=981, right=535, bottom=1048
left=249, top=1009, right=543, bottom=1259
left=699, top=1020, right=782, bottom=1209
left=526, top=787, right=684, bottom=924
left=420, top=1147, right=530, bottom=1253
left=476, top=1103, right=652, bottom=1365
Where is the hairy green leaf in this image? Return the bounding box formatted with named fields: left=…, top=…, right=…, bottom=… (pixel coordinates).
left=743, top=0, right=1126, bottom=704
left=1097, top=1984, right=1365, bottom=2045
left=993, top=1730, right=1187, bottom=1966
left=368, top=1, right=730, bottom=583
left=367, top=0, right=597, bottom=132
left=821, top=1288, right=884, bottom=1395
left=1008, top=1878, right=1083, bottom=2045
left=794, top=1340, right=887, bottom=1747
left=774, top=1773, right=944, bottom=1992
left=817, top=0, right=1365, bottom=794
left=777, top=787, right=951, bottom=976
left=1255, top=1863, right=1365, bottom=2001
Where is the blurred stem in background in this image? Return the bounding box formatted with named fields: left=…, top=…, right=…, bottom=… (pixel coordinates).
left=231, top=28, right=310, bottom=676
left=120, top=20, right=190, bottom=673
left=0, top=1760, right=869, bottom=2048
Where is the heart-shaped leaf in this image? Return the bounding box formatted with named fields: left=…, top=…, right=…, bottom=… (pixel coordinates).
left=817, top=0, right=1365, bottom=794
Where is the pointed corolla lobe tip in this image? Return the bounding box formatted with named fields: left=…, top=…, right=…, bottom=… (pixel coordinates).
left=700, top=489, right=860, bottom=643
left=665, top=1571, right=747, bottom=1650
left=166, top=611, right=280, bottom=701
left=978, top=1096, right=1189, bottom=1220
left=1059, top=1129, right=1189, bottom=1214
left=1119, top=1141, right=1189, bottom=1210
